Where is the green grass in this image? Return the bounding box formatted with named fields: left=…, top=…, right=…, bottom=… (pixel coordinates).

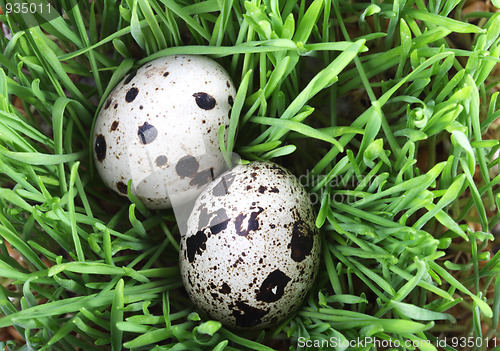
left=1, top=0, right=500, bottom=350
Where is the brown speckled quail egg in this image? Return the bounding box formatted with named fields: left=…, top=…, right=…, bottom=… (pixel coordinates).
left=179, top=161, right=320, bottom=329
left=93, top=55, right=236, bottom=209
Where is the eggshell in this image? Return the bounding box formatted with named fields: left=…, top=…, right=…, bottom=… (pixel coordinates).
left=179, top=161, right=320, bottom=329
left=93, top=55, right=236, bottom=209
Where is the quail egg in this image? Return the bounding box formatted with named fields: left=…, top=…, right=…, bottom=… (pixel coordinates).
left=93, top=55, right=236, bottom=209
left=179, top=161, right=320, bottom=329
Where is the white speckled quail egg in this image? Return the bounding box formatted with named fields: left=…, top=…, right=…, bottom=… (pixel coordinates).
left=179, top=161, right=320, bottom=329
left=93, top=55, right=236, bottom=209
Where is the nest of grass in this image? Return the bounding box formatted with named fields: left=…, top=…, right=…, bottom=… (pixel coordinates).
left=1, top=0, right=500, bottom=350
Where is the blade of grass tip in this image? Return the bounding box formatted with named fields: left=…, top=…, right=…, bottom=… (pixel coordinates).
left=129, top=204, right=147, bottom=238
left=163, top=291, right=171, bottom=329
left=227, top=69, right=252, bottom=156
left=158, top=0, right=211, bottom=41
left=123, top=328, right=177, bottom=349
left=376, top=260, right=427, bottom=318
left=41, top=316, right=79, bottom=350
left=355, top=110, right=382, bottom=165
left=467, top=75, right=494, bottom=205
left=311, top=155, right=350, bottom=192
left=0, top=147, right=85, bottom=165
left=53, top=97, right=78, bottom=194
left=58, top=19, right=141, bottom=61
left=0, top=225, right=45, bottom=271
left=0, top=115, right=40, bottom=153
left=26, top=27, right=88, bottom=106
left=111, top=279, right=124, bottom=351
left=219, top=328, right=276, bottom=351
left=242, top=2, right=272, bottom=41
left=139, top=0, right=168, bottom=50
left=89, top=2, right=98, bottom=44
left=486, top=275, right=500, bottom=338
left=218, top=124, right=231, bottom=169
left=396, top=18, right=412, bottom=79
left=269, top=39, right=365, bottom=142
left=67, top=162, right=85, bottom=262
left=73, top=172, right=93, bottom=218
left=314, top=52, right=453, bottom=175
left=251, top=116, right=344, bottom=152
left=413, top=173, right=466, bottom=231
left=0, top=186, right=34, bottom=213
left=261, top=145, right=296, bottom=159
left=385, top=0, right=403, bottom=50
left=428, top=261, right=492, bottom=318
left=67, top=0, right=103, bottom=96
left=406, top=9, right=485, bottom=34
left=315, top=188, right=330, bottom=228
left=459, top=157, right=488, bottom=231
left=102, top=225, right=113, bottom=266
left=292, top=0, right=323, bottom=44
left=212, top=340, right=229, bottom=351
left=338, top=16, right=402, bottom=160
left=470, top=232, right=481, bottom=302
left=162, top=4, right=184, bottom=46
left=72, top=316, right=110, bottom=340
left=388, top=266, right=455, bottom=301
left=130, top=0, right=146, bottom=49
left=322, top=238, right=343, bottom=297
left=160, top=222, right=180, bottom=251
left=329, top=246, right=392, bottom=301
left=238, top=141, right=282, bottom=153
left=391, top=301, right=456, bottom=323
left=481, top=94, right=500, bottom=132
left=258, top=53, right=267, bottom=97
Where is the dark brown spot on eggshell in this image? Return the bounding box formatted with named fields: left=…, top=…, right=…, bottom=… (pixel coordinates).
left=231, top=301, right=268, bottom=328
left=163, top=72, right=169, bottom=77
left=209, top=208, right=230, bottom=234
left=155, top=155, right=167, bottom=167
left=124, top=70, right=137, bottom=84
left=193, top=92, right=216, bottom=110
left=189, top=168, right=215, bottom=188
left=211, top=292, right=219, bottom=300
left=176, top=155, right=199, bottom=178
left=234, top=207, right=263, bottom=237
left=198, top=206, right=210, bottom=230
left=95, top=134, right=106, bottom=161
left=256, top=269, right=291, bottom=302
left=137, top=122, right=158, bottom=144
left=186, top=230, right=207, bottom=263
left=268, top=163, right=286, bottom=176
left=110, top=121, right=119, bottom=131
left=212, top=172, right=235, bottom=196
left=126, top=87, right=139, bottom=102
left=228, top=95, right=234, bottom=106
left=258, top=185, right=267, bottom=194
left=104, top=99, right=111, bottom=109
left=219, top=283, right=231, bottom=294
left=288, top=220, right=314, bottom=262
left=116, top=181, right=128, bottom=194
